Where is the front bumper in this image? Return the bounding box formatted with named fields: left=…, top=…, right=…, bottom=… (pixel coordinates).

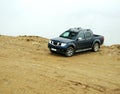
left=48, top=43, right=67, bottom=54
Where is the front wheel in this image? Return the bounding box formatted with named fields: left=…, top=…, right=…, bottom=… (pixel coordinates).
left=92, top=43, right=100, bottom=52
left=65, top=47, right=74, bottom=57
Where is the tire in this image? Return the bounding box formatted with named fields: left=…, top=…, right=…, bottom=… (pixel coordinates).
left=92, top=43, right=100, bottom=52
left=65, top=47, right=74, bottom=57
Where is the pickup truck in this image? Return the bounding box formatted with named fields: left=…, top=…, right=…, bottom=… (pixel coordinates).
left=48, top=27, right=104, bottom=56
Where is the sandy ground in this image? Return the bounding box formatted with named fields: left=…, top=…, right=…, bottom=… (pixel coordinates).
left=0, top=35, right=120, bottom=94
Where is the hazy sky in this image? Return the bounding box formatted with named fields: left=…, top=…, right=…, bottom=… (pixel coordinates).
left=0, top=0, right=120, bottom=45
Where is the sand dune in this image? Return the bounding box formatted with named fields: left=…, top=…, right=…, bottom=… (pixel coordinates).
left=0, top=35, right=120, bottom=94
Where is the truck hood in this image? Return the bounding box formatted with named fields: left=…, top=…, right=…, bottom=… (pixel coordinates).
left=51, top=37, right=74, bottom=43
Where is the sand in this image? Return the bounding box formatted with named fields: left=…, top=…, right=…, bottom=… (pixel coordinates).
left=0, top=35, right=120, bottom=94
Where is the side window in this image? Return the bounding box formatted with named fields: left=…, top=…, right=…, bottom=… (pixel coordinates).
left=85, top=32, right=92, bottom=39
left=78, top=33, right=85, bottom=40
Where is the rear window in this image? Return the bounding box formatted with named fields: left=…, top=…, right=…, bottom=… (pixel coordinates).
left=85, top=32, right=92, bottom=39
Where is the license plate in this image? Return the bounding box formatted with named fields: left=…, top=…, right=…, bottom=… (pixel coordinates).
left=51, top=48, right=57, bottom=51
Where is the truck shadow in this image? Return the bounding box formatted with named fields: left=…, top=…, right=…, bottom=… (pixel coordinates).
left=74, top=50, right=94, bottom=56
left=49, top=50, right=96, bottom=57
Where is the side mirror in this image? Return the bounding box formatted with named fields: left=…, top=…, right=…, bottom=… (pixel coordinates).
left=78, top=37, right=82, bottom=41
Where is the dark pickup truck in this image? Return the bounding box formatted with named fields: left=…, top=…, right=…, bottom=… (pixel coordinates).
left=48, top=27, right=104, bottom=56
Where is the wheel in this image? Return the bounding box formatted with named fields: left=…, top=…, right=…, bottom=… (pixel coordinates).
left=92, top=43, right=100, bottom=52
left=65, top=47, right=74, bottom=57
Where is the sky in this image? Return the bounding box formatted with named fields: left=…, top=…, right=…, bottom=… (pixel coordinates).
left=0, top=0, right=120, bottom=45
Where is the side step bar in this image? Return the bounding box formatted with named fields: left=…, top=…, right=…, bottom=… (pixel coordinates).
left=75, top=48, right=92, bottom=52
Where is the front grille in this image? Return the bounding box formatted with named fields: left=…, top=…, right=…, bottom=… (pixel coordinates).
left=53, top=41, right=57, bottom=45
left=52, top=41, right=61, bottom=46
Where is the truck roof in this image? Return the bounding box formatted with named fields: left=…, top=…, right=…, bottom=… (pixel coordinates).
left=67, top=27, right=91, bottom=33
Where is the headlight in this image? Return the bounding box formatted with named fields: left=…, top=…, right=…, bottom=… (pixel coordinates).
left=61, top=43, right=67, bottom=47
left=49, top=40, right=52, bottom=44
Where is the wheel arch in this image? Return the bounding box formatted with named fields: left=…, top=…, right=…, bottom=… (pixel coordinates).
left=67, top=43, right=76, bottom=49
left=92, top=40, right=100, bottom=48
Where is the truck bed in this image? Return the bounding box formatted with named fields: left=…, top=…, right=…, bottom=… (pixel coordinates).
left=93, top=34, right=104, bottom=45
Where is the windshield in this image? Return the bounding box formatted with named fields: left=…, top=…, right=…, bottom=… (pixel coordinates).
left=60, top=31, right=78, bottom=40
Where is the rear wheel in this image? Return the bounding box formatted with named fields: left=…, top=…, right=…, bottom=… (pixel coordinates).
left=92, top=43, right=100, bottom=52
left=65, top=47, right=74, bottom=57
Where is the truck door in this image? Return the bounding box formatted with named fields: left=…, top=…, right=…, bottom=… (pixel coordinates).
left=76, top=32, right=86, bottom=49
left=84, top=31, right=93, bottom=48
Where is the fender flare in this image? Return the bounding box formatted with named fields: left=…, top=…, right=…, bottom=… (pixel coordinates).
left=92, top=39, right=101, bottom=48
left=67, top=43, right=76, bottom=49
